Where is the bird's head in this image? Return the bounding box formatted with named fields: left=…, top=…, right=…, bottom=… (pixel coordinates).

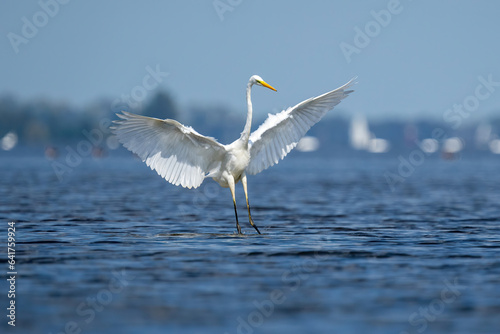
left=249, top=75, right=277, bottom=92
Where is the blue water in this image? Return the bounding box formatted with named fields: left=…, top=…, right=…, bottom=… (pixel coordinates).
left=1, top=153, right=499, bottom=333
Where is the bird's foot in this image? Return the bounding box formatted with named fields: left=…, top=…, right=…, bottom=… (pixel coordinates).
left=249, top=217, right=261, bottom=234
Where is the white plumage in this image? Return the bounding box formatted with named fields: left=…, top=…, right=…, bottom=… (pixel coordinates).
left=112, top=75, right=355, bottom=234
left=247, top=79, right=355, bottom=175
left=113, top=113, right=225, bottom=189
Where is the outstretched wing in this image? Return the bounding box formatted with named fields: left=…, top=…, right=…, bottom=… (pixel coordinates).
left=112, top=111, right=226, bottom=189
left=246, top=78, right=355, bottom=175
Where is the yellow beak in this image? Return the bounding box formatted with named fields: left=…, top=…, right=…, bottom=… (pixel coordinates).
left=260, top=80, right=277, bottom=92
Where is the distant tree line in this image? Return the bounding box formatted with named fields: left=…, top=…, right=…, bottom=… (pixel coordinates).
left=1, top=89, right=499, bottom=155
left=0, top=90, right=179, bottom=146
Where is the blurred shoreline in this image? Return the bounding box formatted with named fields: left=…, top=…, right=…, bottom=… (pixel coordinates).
left=1, top=91, right=500, bottom=159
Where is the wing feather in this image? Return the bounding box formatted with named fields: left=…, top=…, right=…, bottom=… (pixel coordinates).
left=112, top=111, right=226, bottom=189
left=247, top=78, right=355, bottom=175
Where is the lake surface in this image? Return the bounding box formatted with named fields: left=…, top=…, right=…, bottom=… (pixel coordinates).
left=1, top=153, right=499, bottom=334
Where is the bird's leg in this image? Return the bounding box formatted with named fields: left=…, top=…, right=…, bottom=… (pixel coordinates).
left=228, top=176, right=242, bottom=235
left=241, top=173, right=261, bottom=234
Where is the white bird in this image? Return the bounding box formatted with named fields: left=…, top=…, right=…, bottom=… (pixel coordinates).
left=112, top=75, right=355, bottom=234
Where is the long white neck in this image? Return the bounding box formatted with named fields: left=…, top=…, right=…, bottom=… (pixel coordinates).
left=240, top=81, right=253, bottom=145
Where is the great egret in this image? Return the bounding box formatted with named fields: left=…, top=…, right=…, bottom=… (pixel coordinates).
left=112, top=75, right=355, bottom=234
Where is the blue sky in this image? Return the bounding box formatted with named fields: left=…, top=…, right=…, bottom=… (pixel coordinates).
left=1, top=0, right=500, bottom=121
